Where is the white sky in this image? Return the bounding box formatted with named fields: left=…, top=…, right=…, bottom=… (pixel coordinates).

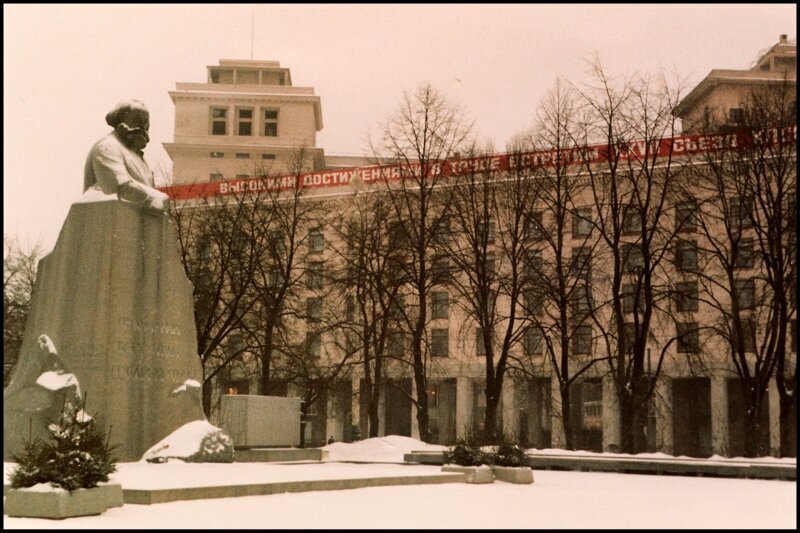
left=3, top=3, right=796, bottom=252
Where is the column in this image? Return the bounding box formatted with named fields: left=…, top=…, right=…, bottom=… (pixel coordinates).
left=710, top=375, right=729, bottom=456
left=326, top=394, right=341, bottom=442
left=351, top=375, right=361, bottom=440
left=501, top=378, right=518, bottom=439
left=550, top=374, right=566, bottom=449
left=602, top=375, right=621, bottom=452
left=768, top=377, right=781, bottom=457
left=378, top=384, right=386, bottom=437
left=410, top=382, right=420, bottom=440
left=455, top=377, right=473, bottom=440
left=654, top=378, right=673, bottom=455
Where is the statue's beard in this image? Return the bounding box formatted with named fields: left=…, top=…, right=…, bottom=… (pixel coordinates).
left=117, top=122, right=149, bottom=152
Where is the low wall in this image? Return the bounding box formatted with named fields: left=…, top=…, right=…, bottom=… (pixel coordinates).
left=219, top=395, right=301, bottom=448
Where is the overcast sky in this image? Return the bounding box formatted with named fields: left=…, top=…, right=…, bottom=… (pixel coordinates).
left=4, top=4, right=796, bottom=252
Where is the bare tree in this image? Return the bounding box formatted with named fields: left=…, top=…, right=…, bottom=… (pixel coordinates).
left=370, top=84, right=473, bottom=442
left=574, top=60, right=687, bottom=453
left=689, top=78, right=796, bottom=456
left=3, top=236, right=43, bottom=386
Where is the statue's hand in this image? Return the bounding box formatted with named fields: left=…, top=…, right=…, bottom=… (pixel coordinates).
left=118, top=181, right=169, bottom=216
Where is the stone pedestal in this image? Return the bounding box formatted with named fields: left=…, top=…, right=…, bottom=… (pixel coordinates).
left=4, top=198, right=209, bottom=461
left=218, top=395, right=301, bottom=447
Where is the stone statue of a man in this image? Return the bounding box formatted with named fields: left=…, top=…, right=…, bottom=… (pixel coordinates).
left=84, top=99, right=168, bottom=214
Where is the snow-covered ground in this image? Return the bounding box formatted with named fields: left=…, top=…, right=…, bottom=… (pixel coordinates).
left=4, top=436, right=796, bottom=529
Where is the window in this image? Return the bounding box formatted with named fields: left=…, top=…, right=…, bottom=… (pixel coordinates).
left=675, top=281, right=698, bottom=312
left=572, top=207, right=593, bottom=237
left=345, top=295, right=356, bottom=322
left=389, top=293, right=405, bottom=320
left=235, top=153, right=250, bottom=159
left=434, top=216, right=452, bottom=244
left=524, top=249, right=543, bottom=281
left=263, top=109, right=278, bottom=137
left=269, top=229, right=286, bottom=256
left=431, top=328, right=449, bottom=357
left=622, top=205, right=639, bottom=235
left=527, top=211, right=545, bottom=240
left=475, top=327, right=487, bottom=357
left=733, top=239, right=754, bottom=269
left=211, top=107, right=228, bottom=135
left=729, top=107, right=744, bottom=125
left=525, top=289, right=544, bottom=317
left=431, top=256, right=450, bottom=284
left=675, top=201, right=697, bottom=233
left=307, top=261, right=324, bottom=289
left=734, top=279, right=755, bottom=310
left=477, top=216, right=496, bottom=243
left=262, top=153, right=276, bottom=160
left=523, top=327, right=543, bottom=356
left=571, top=284, right=592, bottom=316
left=622, top=323, right=636, bottom=354
left=621, top=284, right=644, bottom=314
left=733, top=319, right=757, bottom=353
left=623, top=243, right=644, bottom=273
left=210, top=151, right=224, bottom=158
left=571, top=247, right=592, bottom=282
left=731, top=196, right=753, bottom=229
left=267, top=265, right=282, bottom=288
left=306, top=297, right=322, bottom=323
left=582, top=381, right=603, bottom=429
left=210, top=173, right=223, bottom=182
left=237, top=108, right=253, bottom=136
left=388, top=331, right=406, bottom=357
left=432, top=291, right=449, bottom=319
left=306, top=331, right=321, bottom=358
left=572, top=326, right=592, bottom=355
left=308, top=229, right=324, bottom=254
left=676, top=322, right=699, bottom=354
left=235, top=174, right=248, bottom=179
left=675, top=240, right=698, bottom=272
left=484, top=253, right=496, bottom=276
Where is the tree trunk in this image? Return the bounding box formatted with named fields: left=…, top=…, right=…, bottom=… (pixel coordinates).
left=368, top=383, right=380, bottom=438
left=560, top=383, right=575, bottom=450
left=202, top=376, right=213, bottom=418
left=484, top=392, right=500, bottom=443
left=258, top=324, right=274, bottom=395
left=779, top=391, right=796, bottom=457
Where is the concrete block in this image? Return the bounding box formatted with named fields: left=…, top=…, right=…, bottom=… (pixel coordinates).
left=492, top=465, right=534, bottom=484
left=219, top=395, right=301, bottom=447
left=5, top=483, right=123, bottom=519
left=441, top=464, right=495, bottom=484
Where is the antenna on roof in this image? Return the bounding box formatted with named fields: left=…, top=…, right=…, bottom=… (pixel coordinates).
left=250, top=10, right=255, bottom=60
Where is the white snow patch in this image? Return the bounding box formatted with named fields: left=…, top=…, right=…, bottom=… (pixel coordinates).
left=75, top=187, right=118, bottom=204
left=13, top=482, right=67, bottom=493
left=141, top=420, right=222, bottom=461
left=172, top=379, right=201, bottom=394
left=37, top=334, right=57, bottom=354
left=36, top=371, right=79, bottom=392
left=322, top=435, right=447, bottom=463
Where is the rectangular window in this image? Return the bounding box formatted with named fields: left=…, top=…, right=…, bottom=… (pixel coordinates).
left=388, top=331, right=406, bottom=357
left=523, top=327, right=543, bottom=356
left=524, top=249, right=543, bottom=281
left=434, top=216, right=452, bottom=244
left=622, top=205, right=639, bottom=235
left=267, top=265, right=282, bottom=288
left=731, top=196, right=753, bottom=229
left=262, top=153, right=276, bottom=160
left=527, top=211, right=545, bottom=240
left=306, top=331, right=321, bottom=358
left=263, top=109, right=279, bottom=137
left=675, top=240, right=698, bottom=272
left=431, top=291, right=449, bottom=319
left=237, top=108, right=253, bottom=136
left=571, top=284, right=592, bottom=316
left=623, top=243, right=644, bottom=273
left=308, top=229, right=324, bottom=254
left=345, top=295, right=356, bottom=322
left=211, top=107, right=228, bottom=135
left=235, top=174, right=248, bottom=179
left=582, top=380, right=603, bottom=429
left=475, top=327, right=486, bottom=357
left=477, top=216, right=496, bottom=243
left=676, top=322, right=699, bottom=354
left=389, top=293, right=405, bottom=320
left=733, top=319, right=757, bottom=353
left=572, top=207, right=593, bottom=237
left=733, top=239, right=755, bottom=269
left=431, top=328, right=449, bottom=357
left=210, top=173, right=223, bottom=182
left=269, top=229, right=286, bottom=256
left=235, top=153, right=250, bottom=159
left=525, top=289, right=544, bottom=317
left=431, top=256, right=450, bottom=285
left=571, top=247, right=592, bottom=282
left=622, top=323, right=636, bottom=354
left=572, top=325, right=592, bottom=355
left=729, top=107, right=744, bottom=125
left=621, top=283, right=642, bottom=314
left=675, top=201, right=697, bottom=233
left=306, top=297, right=322, bottom=323
left=734, top=279, right=755, bottom=310
left=210, top=151, right=225, bottom=158
left=675, top=281, right=699, bottom=312
left=307, top=261, right=324, bottom=290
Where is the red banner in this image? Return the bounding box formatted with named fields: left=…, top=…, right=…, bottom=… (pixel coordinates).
left=159, top=126, right=796, bottom=200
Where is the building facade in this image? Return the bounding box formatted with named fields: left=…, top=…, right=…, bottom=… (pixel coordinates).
left=163, top=38, right=796, bottom=455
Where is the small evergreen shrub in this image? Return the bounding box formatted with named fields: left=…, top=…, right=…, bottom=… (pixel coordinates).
left=10, top=400, right=118, bottom=491
left=444, top=439, right=488, bottom=466
left=492, top=442, right=529, bottom=467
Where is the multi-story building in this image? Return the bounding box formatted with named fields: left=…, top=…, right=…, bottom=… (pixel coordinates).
left=163, top=37, right=796, bottom=456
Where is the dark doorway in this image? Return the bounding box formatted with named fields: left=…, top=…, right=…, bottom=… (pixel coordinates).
left=727, top=378, right=771, bottom=457
left=384, top=378, right=412, bottom=437
left=672, top=378, right=712, bottom=457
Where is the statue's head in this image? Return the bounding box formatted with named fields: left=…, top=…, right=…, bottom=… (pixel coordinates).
left=106, top=99, right=150, bottom=153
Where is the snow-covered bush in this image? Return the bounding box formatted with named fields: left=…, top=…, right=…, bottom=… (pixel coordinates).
left=492, top=442, right=529, bottom=467
left=9, top=400, right=118, bottom=491
left=444, top=439, right=488, bottom=466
